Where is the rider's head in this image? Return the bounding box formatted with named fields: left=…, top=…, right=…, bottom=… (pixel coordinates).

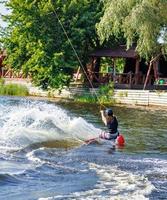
left=105, top=108, right=113, bottom=117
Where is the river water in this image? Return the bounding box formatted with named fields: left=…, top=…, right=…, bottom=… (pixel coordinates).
left=0, top=96, right=166, bottom=200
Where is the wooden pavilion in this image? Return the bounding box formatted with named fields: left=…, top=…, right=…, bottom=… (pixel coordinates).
left=85, top=45, right=167, bottom=89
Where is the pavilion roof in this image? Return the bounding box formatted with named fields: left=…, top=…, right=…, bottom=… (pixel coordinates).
left=90, top=45, right=138, bottom=59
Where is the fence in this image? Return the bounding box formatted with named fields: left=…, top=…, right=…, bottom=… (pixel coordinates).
left=0, top=68, right=28, bottom=79
left=83, top=88, right=167, bottom=107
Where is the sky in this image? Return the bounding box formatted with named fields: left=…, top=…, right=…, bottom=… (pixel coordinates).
left=0, top=2, right=10, bottom=27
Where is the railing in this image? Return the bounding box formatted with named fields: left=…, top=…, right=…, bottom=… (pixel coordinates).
left=0, top=67, right=28, bottom=79
left=86, top=72, right=154, bottom=86
left=0, top=67, right=156, bottom=87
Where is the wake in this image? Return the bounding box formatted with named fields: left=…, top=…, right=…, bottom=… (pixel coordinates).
left=0, top=98, right=100, bottom=150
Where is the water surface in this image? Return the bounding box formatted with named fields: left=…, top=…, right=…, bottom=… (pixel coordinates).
left=0, top=96, right=166, bottom=200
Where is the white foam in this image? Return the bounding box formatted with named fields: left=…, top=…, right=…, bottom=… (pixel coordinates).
left=69, top=117, right=100, bottom=140
left=123, top=157, right=167, bottom=175
left=79, top=163, right=155, bottom=199
left=26, top=149, right=43, bottom=163
left=39, top=163, right=155, bottom=200
left=0, top=100, right=100, bottom=150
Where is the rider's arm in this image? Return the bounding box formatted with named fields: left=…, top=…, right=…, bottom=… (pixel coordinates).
left=100, top=110, right=107, bottom=125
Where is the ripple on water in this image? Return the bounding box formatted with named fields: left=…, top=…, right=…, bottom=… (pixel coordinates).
left=38, top=162, right=154, bottom=200
left=0, top=173, right=22, bottom=185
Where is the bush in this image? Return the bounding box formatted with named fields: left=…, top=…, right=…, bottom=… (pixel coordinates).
left=98, top=81, right=114, bottom=104
left=74, top=81, right=115, bottom=105
left=0, top=78, right=5, bottom=85
left=0, top=83, right=29, bottom=96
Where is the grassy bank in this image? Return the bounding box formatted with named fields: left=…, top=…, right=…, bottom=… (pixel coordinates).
left=0, top=79, right=29, bottom=96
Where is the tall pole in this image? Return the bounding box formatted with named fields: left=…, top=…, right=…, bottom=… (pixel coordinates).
left=143, top=54, right=161, bottom=90
left=143, top=61, right=153, bottom=90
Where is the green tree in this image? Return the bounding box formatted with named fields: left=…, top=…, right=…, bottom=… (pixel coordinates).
left=1, top=0, right=103, bottom=89
left=97, top=0, right=167, bottom=59
left=58, top=0, right=103, bottom=67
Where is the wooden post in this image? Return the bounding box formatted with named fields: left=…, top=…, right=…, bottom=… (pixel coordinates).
left=135, top=58, right=140, bottom=85
left=143, top=61, right=152, bottom=90
left=143, top=54, right=160, bottom=90
left=2, top=67, right=4, bottom=77
left=94, top=57, right=101, bottom=81
left=153, top=59, right=159, bottom=80
left=74, top=66, right=81, bottom=82
left=129, top=72, right=132, bottom=88
left=86, top=57, right=95, bottom=82
left=113, top=58, right=116, bottom=83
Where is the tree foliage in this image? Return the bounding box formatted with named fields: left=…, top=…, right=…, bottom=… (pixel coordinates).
left=1, top=0, right=103, bottom=89
left=97, top=0, right=167, bottom=59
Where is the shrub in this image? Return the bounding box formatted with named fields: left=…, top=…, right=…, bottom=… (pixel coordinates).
left=74, top=81, right=115, bottom=105
left=0, top=83, right=29, bottom=96
left=98, top=81, right=114, bottom=104
left=0, top=78, right=5, bottom=85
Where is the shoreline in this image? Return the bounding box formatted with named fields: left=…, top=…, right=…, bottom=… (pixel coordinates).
left=2, top=78, right=167, bottom=110
left=1, top=93, right=167, bottom=112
